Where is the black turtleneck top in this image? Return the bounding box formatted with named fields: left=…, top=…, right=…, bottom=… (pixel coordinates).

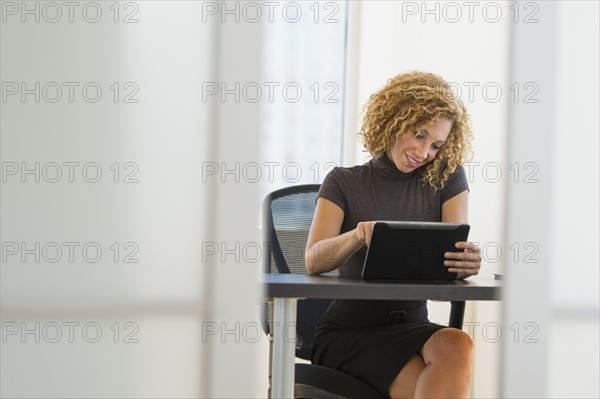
left=318, top=154, right=468, bottom=278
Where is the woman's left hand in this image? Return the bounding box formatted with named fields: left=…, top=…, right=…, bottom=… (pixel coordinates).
left=444, top=241, right=482, bottom=279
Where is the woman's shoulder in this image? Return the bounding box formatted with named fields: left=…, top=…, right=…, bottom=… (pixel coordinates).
left=327, top=161, right=372, bottom=178
left=319, top=162, right=374, bottom=212
left=322, top=162, right=372, bottom=188
left=439, top=164, right=469, bottom=201
left=445, top=164, right=468, bottom=185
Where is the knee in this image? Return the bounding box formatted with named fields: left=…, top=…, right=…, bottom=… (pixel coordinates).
left=426, top=328, right=474, bottom=365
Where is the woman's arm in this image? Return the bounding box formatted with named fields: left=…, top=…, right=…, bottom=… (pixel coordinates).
left=304, top=198, right=374, bottom=275
left=442, top=190, right=482, bottom=279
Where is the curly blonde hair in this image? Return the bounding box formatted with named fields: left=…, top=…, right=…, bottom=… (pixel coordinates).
left=359, top=71, right=474, bottom=189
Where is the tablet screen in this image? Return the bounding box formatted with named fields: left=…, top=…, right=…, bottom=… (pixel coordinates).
left=361, top=221, right=470, bottom=281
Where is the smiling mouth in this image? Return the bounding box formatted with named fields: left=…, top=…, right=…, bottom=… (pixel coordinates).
left=405, top=154, right=423, bottom=168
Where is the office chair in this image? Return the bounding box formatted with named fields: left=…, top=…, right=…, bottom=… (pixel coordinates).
left=261, top=184, right=467, bottom=399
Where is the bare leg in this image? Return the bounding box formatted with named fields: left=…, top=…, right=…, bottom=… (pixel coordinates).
left=388, top=328, right=473, bottom=399
left=388, top=354, right=426, bottom=399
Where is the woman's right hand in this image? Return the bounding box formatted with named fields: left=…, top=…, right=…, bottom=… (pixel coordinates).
left=306, top=202, right=377, bottom=275
left=355, top=221, right=376, bottom=247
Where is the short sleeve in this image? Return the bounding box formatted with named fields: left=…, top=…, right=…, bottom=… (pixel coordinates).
left=441, top=165, right=469, bottom=204
left=317, top=167, right=347, bottom=212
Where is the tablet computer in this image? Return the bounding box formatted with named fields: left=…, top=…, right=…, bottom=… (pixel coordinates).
left=361, top=221, right=470, bottom=281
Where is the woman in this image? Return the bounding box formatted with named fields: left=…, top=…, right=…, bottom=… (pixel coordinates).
left=305, top=71, right=482, bottom=399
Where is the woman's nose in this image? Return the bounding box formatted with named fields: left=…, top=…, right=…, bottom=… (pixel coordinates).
left=418, top=143, right=429, bottom=160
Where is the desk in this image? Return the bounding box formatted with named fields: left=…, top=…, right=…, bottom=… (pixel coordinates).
left=262, top=273, right=502, bottom=398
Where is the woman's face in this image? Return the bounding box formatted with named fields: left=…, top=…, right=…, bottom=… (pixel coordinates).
left=385, top=117, right=452, bottom=173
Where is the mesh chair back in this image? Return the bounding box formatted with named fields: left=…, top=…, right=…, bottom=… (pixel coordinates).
left=264, top=185, right=320, bottom=274
left=262, top=184, right=336, bottom=360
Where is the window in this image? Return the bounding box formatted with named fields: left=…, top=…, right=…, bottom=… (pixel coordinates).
left=260, top=1, right=348, bottom=199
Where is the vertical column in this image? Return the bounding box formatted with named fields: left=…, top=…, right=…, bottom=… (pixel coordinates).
left=502, top=2, right=558, bottom=397
left=200, top=2, right=263, bottom=397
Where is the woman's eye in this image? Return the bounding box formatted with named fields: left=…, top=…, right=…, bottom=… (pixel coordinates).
left=432, top=145, right=441, bottom=150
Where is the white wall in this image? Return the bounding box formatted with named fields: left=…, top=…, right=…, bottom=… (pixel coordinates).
left=551, top=1, right=599, bottom=311
left=504, top=1, right=599, bottom=398
left=548, top=6, right=600, bottom=397
left=1, top=2, right=263, bottom=397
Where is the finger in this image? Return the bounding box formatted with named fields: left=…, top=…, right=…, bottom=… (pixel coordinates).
left=455, top=241, right=480, bottom=252
left=358, top=224, right=364, bottom=245
left=356, top=226, right=365, bottom=245
left=445, top=256, right=482, bottom=265
left=444, top=259, right=481, bottom=269
left=444, top=260, right=477, bottom=268
left=447, top=265, right=480, bottom=274
left=455, top=241, right=467, bottom=249
left=444, top=261, right=481, bottom=270
left=365, top=222, right=375, bottom=246
left=446, top=250, right=482, bottom=262
left=449, top=268, right=480, bottom=275
left=445, top=251, right=471, bottom=260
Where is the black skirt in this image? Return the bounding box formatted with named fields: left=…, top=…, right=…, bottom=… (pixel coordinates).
left=311, top=299, right=444, bottom=397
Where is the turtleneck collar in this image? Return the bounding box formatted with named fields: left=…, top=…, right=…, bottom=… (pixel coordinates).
left=371, top=153, right=422, bottom=181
